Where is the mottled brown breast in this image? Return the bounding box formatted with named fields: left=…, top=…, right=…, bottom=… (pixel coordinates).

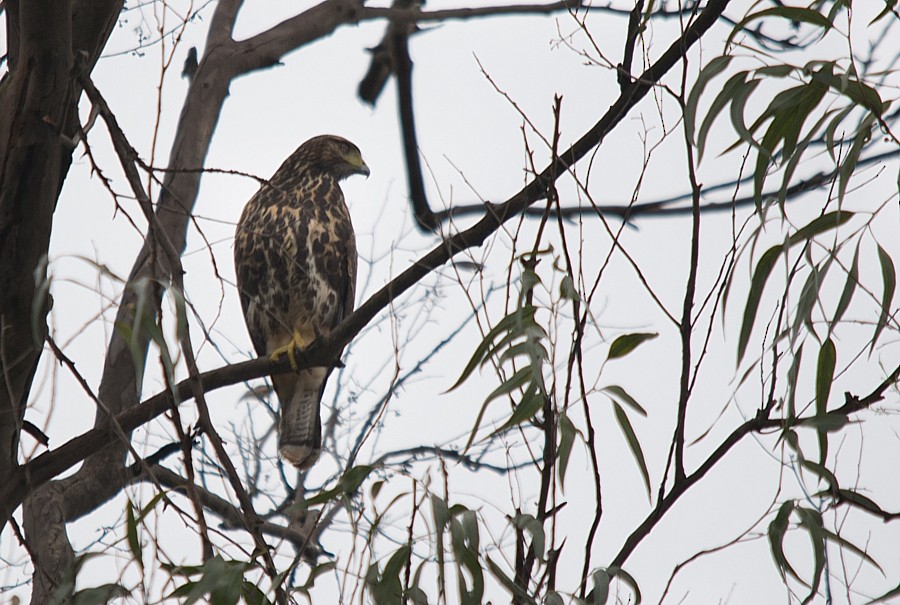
left=235, top=169, right=356, bottom=357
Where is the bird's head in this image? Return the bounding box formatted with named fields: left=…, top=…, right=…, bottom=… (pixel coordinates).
left=295, top=135, right=370, bottom=181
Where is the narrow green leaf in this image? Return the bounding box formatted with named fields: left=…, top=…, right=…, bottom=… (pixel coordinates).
left=786, top=344, right=804, bottom=420
left=125, top=500, right=142, bottom=569
left=800, top=459, right=839, bottom=492
left=371, top=480, right=385, bottom=501
left=559, top=274, right=580, bottom=301
left=375, top=544, right=410, bottom=605
left=821, top=527, right=883, bottom=573
left=170, top=283, right=189, bottom=341
left=546, top=592, right=566, bottom=605
left=491, top=384, right=544, bottom=437
left=341, top=465, right=376, bottom=493
left=558, top=412, right=577, bottom=490
left=306, top=465, right=377, bottom=506
left=591, top=569, right=610, bottom=604
left=728, top=7, right=832, bottom=47
left=781, top=85, right=825, bottom=160
left=796, top=507, right=826, bottom=603
left=696, top=71, right=748, bottom=162
left=608, top=332, right=658, bottom=360
left=685, top=55, right=734, bottom=148
left=755, top=64, right=795, bottom=78
left=792, top=260, right=830, bottom=343
left=805, top=412, right=849, bottom=433
left=72, top=584, right=130, bottom=605
left=810, top=69, right=884, bottom=116
left=137, top=490, right=167, bottom=523
left=824, top=105, right=854, bottom=163
left=870, top=0, right=898, bottom=25
left=836, top=488, right=886, bottom=518
left=432, top=495, right=449, bottom=531
left=168, top=582, right=198, bottom=600
left=768, top=501, right=804, bottom=583
left=867, top=583, right=900, bottom=605
left=497, top=341, right=548, bottom=366
left=601, top=385, right=648, bottom=416
left=738, top=245, right=782, bottom=364
left=612, top=402, right=651, bottom=498
left=457, top=508, right=480, bottom=551
left=782, top=428, right=800, bottom=454
left=838, top=113, right=876, bottom=203
left=182, top=556, right=245, bottom=605
left=485, top=557, right=536, bottom=604
left=871, top=244, right=896, bottom=355
left=407, top=585, right=429, bottom=605
left=747, top=79, right=826, bottom=206
left=832, top=243, right=860, bottom=327
left=779, top=108, right=836, bottom=206
left=753, top=114, right=785, bottom=207
left=815, top=338, right=836, bottom=464
left=294, top=561, right=336, bottom=596
left=241, top=581, right=270, bottom=605
left=483, top=367, right=533, bottom=405
left=788, top=211, right=854, bottom=246
left=608, top=566, right=642, bottom=605
left=447, top=306, right=537, bottom=391
left=513, top=513, right=546, bottom=561
left=739, top=212, right=853, bottom=363
left=729, top=78, right=763, bottom=150
left=521, top=268, right=542, bottom=295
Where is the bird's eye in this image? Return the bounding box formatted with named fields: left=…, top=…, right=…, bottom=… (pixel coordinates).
left=340, top=142, right=350, bottom=154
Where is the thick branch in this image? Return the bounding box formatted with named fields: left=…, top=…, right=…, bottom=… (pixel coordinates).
left=5, top=0, right=734, bottom=532
left=357, top=0, right=419, bottom=106
left=146, top=465, right=321, bottom=556
left=326, top=0, right=735, bottom=352
left=430, top=148, right=900, bottom=223
left=2, top=3, right=126, bottom=601
left=391, top=20, right=437, bottom=230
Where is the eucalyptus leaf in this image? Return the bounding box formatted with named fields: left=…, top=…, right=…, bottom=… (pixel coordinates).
left=608, top=332, right=658, bottom=360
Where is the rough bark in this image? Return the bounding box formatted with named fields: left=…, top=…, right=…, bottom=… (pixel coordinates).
left=0, top=0, right=122, bottom=485
left=15, top=1, right=375, bottom=600
left=0, top=2, right=123, bottom=601
left=0, top=0, right=74, bottom=492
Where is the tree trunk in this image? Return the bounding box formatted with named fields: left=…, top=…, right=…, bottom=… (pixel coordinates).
left=0, top=2, right=122, bottom=600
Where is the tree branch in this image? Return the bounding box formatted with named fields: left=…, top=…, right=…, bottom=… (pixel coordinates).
left=5, top=0, right=737, bottom=531
left=390, top=16, right=437, bottom=231
left=430, top=148, right=900, bottom=223
left=608, top=363, right=900, bottom=571
left=145, top=465, right=322, bottom=556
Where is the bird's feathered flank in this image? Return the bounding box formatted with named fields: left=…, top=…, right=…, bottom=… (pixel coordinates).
left=234, top=135, right=368, bottom=469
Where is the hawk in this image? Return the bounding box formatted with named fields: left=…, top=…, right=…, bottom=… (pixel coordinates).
left=234, top=135, right=369, bottom=469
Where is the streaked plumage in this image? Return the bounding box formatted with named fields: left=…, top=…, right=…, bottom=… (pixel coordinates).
left=234, top=135, right=368, bottom=469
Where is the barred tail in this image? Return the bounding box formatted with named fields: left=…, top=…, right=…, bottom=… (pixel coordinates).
left=274, top=368, right=326, bottom=469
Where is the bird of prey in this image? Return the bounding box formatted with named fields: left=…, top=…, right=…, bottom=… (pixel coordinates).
left=234, top=135, right=369, bottom=469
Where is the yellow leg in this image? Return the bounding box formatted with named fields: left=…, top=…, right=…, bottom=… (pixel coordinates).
left=269, top=329, right=311, bottom=370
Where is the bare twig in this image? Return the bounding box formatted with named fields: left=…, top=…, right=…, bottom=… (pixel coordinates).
left=608, top=364, right=900, bottom=571
left=3, top=0, right=738, bottom=534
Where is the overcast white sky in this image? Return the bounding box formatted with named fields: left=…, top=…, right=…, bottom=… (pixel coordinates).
left=2, top=1, right=899, bottom=603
